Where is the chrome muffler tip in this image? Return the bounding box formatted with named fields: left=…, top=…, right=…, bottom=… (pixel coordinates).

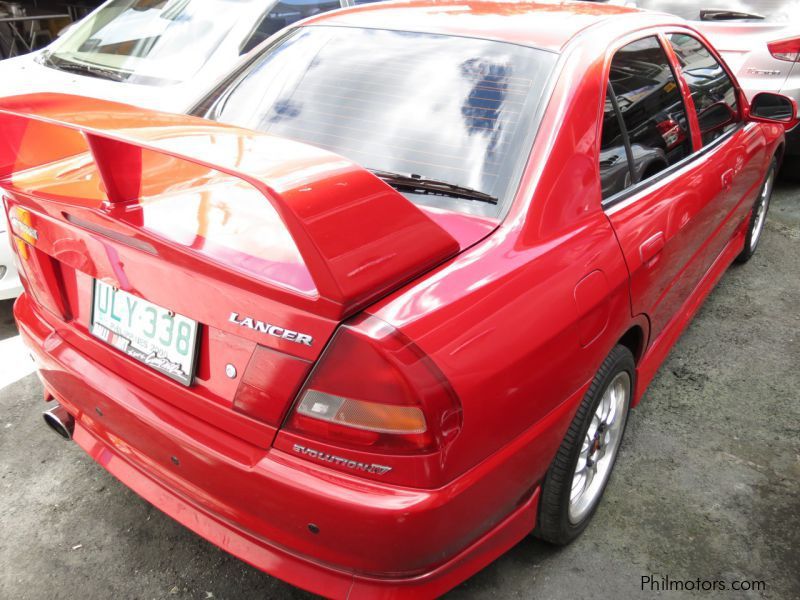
left=43, top=404, right=74, bottom=440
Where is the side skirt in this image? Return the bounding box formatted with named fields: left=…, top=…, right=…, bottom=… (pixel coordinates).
left=632, top=222, right=747, bottom=405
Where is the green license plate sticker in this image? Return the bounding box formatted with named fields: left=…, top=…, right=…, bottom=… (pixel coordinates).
left=91, top=280, right=199, bottom=386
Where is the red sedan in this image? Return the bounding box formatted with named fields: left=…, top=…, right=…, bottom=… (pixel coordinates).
left=1, top=1, right=795, bottom=598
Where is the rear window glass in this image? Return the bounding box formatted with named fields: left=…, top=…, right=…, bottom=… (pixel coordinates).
left=668, top=33, right=740, bottom=145
left=630, top=0, right=800, bottom=22
left=196, top=26, right=557, bottom=217
left=608, top=36, right=692, bottom=182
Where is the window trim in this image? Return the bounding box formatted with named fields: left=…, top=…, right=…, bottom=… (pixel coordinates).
left=662, top=28, right=747, bottom=112
left=602, top=121, right=745, bottom=212
left=605, top=83, right=636, bottom=191
left=661, top=30, right=745, bottom=144
left=596, top=25, right=750, bottom=212
left=598, top=33, right=696, bottom=203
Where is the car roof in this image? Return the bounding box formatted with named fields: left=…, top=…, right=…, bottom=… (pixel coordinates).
left=300, top=0, right=675, bottom=53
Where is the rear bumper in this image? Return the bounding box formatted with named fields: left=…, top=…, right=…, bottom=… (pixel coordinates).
left=15, top=293, right=544, bottom=599
left=71, top=419, right=539, bottom=599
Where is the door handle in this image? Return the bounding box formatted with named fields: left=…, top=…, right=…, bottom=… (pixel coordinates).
left=640, top=232, right=665, bottom=266
left=721, top=168, right=734, bottom=191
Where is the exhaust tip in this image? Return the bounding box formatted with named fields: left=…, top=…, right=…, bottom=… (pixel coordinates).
left=43, top=404, right=74, bottom=440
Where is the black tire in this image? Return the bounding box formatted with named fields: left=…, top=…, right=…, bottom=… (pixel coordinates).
left=534, top=345, right=635, bottom=545
left=736, top=158, right=777, bottom=264
left=778, top=154, right=800, bottom=182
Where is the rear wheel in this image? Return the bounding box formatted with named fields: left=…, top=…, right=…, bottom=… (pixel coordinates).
left=736, top=158, right=776, bottom=264
left=535, top=345, right=634, bottom=545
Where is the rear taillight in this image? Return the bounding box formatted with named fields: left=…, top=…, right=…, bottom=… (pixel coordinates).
left=284, top=315, right=462, bottom=453
left=768, top=37, right=800, bottom=62
left=233, top=344, right=312, bottom=427
left=656, top=119, right=687, bottom=150
left=7, top=205, right=69, bottom=319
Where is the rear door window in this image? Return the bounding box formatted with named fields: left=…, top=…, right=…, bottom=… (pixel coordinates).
left=668, top=33, right=740, bottom=145
left=604, top=36, right=692, bottom=187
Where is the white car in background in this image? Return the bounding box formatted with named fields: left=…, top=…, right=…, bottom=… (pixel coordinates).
left=0, top=0, right=366, bottom=111
left=625, top=1, right=800, bottom=163
left=0, top=0, right=372, bottom=299
left=0, top=207, right=19, bottom=300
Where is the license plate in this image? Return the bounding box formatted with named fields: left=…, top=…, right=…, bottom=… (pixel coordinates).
left=90, top=280, right=199, bottom=386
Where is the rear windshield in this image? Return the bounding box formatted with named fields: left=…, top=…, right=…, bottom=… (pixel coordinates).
left=630, top=0, right=800, bottom=22
left=195, top=26, right=557, bottom=217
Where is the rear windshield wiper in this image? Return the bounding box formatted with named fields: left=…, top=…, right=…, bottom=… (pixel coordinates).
left=40, top=53, right=128, bottom=82
left=369, top=169, right=498, bottom=205
left=700, top=9, right=765, bottom=21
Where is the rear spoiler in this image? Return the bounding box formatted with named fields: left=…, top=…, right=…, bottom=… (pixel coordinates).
left=0, top=93, right=458, bottom=316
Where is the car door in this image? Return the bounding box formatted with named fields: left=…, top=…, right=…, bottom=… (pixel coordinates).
left=600, top=34, right=734, bottom=341
left=664, top=32, right=767, bottom=277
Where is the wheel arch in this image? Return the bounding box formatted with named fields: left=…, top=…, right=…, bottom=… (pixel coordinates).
left=775, top=141, right=785, bottom=168
left=616, top=324, right=646, bottom=365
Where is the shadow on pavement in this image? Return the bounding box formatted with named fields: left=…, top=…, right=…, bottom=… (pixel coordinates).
left=0, top=298, right=18, bottom=342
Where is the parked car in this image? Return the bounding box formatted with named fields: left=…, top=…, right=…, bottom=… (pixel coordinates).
left=0, top=0, right=376, bottom=300
left=2, top=1, right=795, bottom=598
left=0, top=0, right=368, bottom=111
left=627, top=1, right=800, bottom=161
left=0, top=206, right=19, bottom=300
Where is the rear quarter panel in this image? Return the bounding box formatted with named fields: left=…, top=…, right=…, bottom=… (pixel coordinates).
left=368, top=42, right=637, bottom=494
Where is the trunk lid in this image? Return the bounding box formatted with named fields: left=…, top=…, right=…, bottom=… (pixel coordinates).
left=1, top=93, right=492, bottom=446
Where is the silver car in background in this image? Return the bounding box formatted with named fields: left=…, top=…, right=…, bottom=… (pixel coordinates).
left=627, top=1, right=800, bottom=164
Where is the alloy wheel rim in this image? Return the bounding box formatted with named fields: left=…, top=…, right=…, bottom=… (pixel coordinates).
left=568, top=371, right=630, bottom=524
left=751, top=168, right=774, bottom=251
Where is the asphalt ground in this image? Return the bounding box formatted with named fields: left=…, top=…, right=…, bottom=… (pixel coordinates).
left=1, top=176, right=798, bottom=600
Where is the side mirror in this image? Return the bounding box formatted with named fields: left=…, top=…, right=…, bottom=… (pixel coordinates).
left=697, top=101, right=735, bottom=135
left=749, top=92, right=798, bottom=128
